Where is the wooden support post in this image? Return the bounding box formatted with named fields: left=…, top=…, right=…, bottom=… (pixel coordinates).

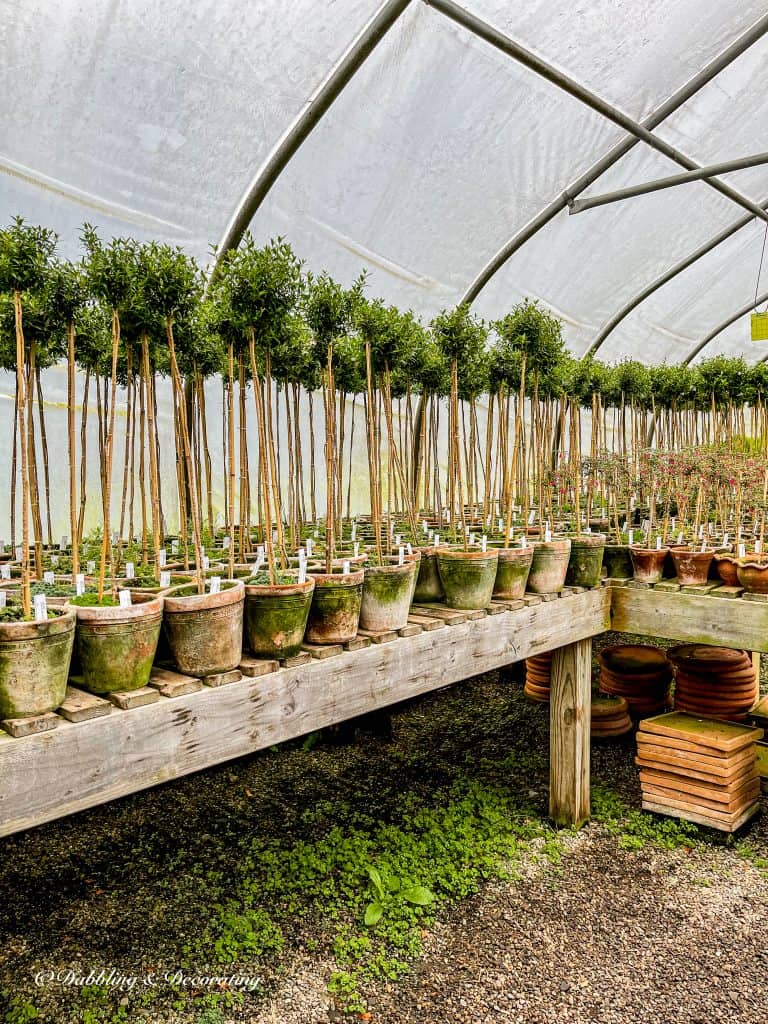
left=549, top=637, right=592, bottom=827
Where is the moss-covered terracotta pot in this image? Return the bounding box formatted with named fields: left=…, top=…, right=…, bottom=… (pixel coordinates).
left=436, top=548, right=499, bottom=609
left=602, top=543, right=633, bottom=579
left=737, top=559, right=768, bottom=594
left=0, top=607, right=75, bottom=718
left=629, top=545, right=669, bottom=584
left=566, top=534, right=606, bottom=588
left=68, top=592, right=163, bottom=693
left=162, top=580, right=244, bottom=676
left=360, top=555, right=419, bottom=632
left=492, top=547, right=533, bottom=600
left=305, top=569, right=364, bottom=644
left=670, top=547, right=714, bottom=586
left=412, top=545, right=444, bottom=603
left=244, top=577, right=315, bottom=659
left=527, top=538, right=571, bottom=594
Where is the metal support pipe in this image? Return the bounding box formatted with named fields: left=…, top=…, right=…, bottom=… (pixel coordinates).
left=423, top=0, right=768, bottom=230
left=570, top=152, right=768, bottom=215
left=584, top=199, right=768, bottom=357
left=210, top=0, right=412, bottom=274
left=445, top=6, right=768, bottom=305
left=684, top=289, right=768, bottom=365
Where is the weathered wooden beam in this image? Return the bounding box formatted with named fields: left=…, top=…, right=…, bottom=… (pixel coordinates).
left=549, top=637, right=592, bottom=827
left=610, top=587, right=768, bottom=653
left=0, top=589, right=609, bottom=838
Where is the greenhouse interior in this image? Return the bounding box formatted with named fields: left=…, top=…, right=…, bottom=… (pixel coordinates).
left=2, top=0, right=768, bottom=1021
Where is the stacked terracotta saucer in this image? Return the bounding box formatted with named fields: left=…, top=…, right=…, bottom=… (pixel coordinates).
left=524, top=651, right=553, bottom=702
left=591, top=694, right=633, bottom=738
left=598, top=644, right=672, bottom=718
left=668, top=645, right=757, bottom=722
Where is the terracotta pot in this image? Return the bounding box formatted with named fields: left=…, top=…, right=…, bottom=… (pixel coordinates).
left=566, top=534, right=606, bottom=588
left=68, top=593, right=163, bottom=693
left=602, top=544, right=633, bottom=579
left=412, top=546, right=445, bottom=603
left=0, top=608, right=75, bottom=718
left=360, top=556, right=419, bottom=632
left=713, top=552, right=739, bottom=587
left=629, top=545, right=669, bottom=584
left=305, top=569, right=364, bottom=644
left=244, top=577, right=315, bottom=659
left=736, top=559, right=768, bottom=594
left=527, top=538, right=571, bottom=594
left=493, top=547, right=533, bottom=600
left=436, top=548, right=499, bottom=609
left=162, top=580, right=244, bottom=676
left=669, top=547, right=715, bottom=586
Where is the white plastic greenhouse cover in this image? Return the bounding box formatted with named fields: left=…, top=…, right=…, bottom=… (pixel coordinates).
left=4, top=0, right=768, bottom=364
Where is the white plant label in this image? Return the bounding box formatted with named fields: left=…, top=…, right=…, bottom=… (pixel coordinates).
left=723, top=533, right=729, bottom=546
left=406, top=542, right=413, bottom=556
left=354, top=541, right=360, bottom=558
left=398, top=546, right=404, bottom=566
left=112, top=532, right=119, bottom=545
left=87, top=560, right=96, bottom=575
left=254, top=554, right=264, bottom=573
left=171, top=540, right=179, bottom=554
left=272, top=529, right=278, bottom=543
left=468, top=532, right=475, bottom=546
left=528, top=510, right=536, bottom=525
left=628, top=530, right=634, bottom=546
left=434, top=533, right=440, bottom=547
left=519, top=536, right=526, bottom=549
left=671, top=518, right=676, bottom=530
left=0, top=592, right=5, bottom=609
left=60, top=535, right=68, bottom=550
left=160, top=571, right=171, bottom=587
left=209, top=576, right=221, bottom=595
left=620, top=521, right=627, bottom=533
left=50, top=555, right=59, bottom=567
left=677, top=532, right=683, bottom=545
left=700, top=540, right=707, bottom=553
left=738, top=543, right=746, bottom=559
left=306, top=539, right=313, bottom=557
left=498, top=518, right=503, bottom=533
left=75, top=573, right=85, bottom=596
left=297, top=563, right=307, bottom=584
left=656, top=536, right=662, bottom=550
left=351, top=523, right=357, bottom=541
left=395, top=534, right=402, bottom=546
left=257, top=545, right=265, bottom=558
left=0, top=566, right=10, bottom=580
left=698, top=525, right=704, bottom=539
left=756, top=540, right=763, bottom=554
left=313, top=528, right=319, bottom=539
left=342, top=560, right=351, bottom=575
left=15, top=547, right=23, bottom=562
left=43, top=571, right=55, bottom=585
left=544, top=526, right=552, bottom=543
left=33, top=594, right=47, bottom=621
left=202, top=555, right=210, bottom=571
left=158, top=549, right=167, bottom=567
left=481, top=535, right=487, bottom=553
left=585, top=526, right=591, bottom=534
left=0, top=541, right=4, bottom=554
left=223, top=535, right=231, bottom=550
left=422, top=520, right=429, bottom=534
left=125, top=562, right=135, bottom=579
left=118, top=589, right=132, bottom=607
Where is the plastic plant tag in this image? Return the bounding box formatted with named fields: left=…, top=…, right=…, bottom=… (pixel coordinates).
left=112, top=532, right=119, bottom=545
left=118, top=589, right=132, bottom=607
left=223, top=535, right=231, bottom=550
left=544, top=525, right=552, bottom=542
left=698, top=525, right=704, bottom=539
left=423, top=520, right=429, bottom=533
left=677, top=532, right=683, bottom=545
left=158, top=548, right=167, bottom=567
left=708, top=522, right=714, bottom=535
left=468, top=532, right=475, bottom=546
left=0, top=540, right=4, bottom=554
left=202, top=556, right=210, bottom=571
left=126, top=562, right=135, bottom=579
left=739, top=543, right=746, bottom=559
left=75, top=574, right=85, bottom=596
left=354, top=541, right=360, bottom=558
left=0, top=592, right=5, bottom=609
left=342, top=560, right=351, bottom=575
left=43, top=571, right=55, bottom=585
left=756, top=540, right=763, bottom=554
left=160, top=571, right=171, bottom=587
left=406, top=542, right=413, bottom=556
left=306, top=539, right=313, bottom=557
left=0, top=565, right=9, bottom=580
left=272, top=530, right=278, bottom=543
left=620, top=521, right=627, bottom=533
left=396, top=545, right=404, bottom=566
left=723, top=533, right=729, bottom=546
left=628, top=530, right=634, bottom=546
left=313, top=528, right=319, bottom=539
left=60, top=535, right=68, bottom=550
left=481, top=534, right=487, bottom=553
left=171, top=540, right=179, bottom=554
left=351, top=522, right=357, bottom=541
left=15, top=547, right=23, bottom=562
left=519, top=535, right=526, bottom=549
left=254, top=554, right=264, bottom=573
left=298, top=562, right=307, bottom=584
left=656, top=536, right=662, bottom=550
left=51, top=555, right=59, bottom=567
left=434, top=533, right=440, bottom=547
left=87, top=560, right=96, bottom=574
left=33, top=594, right=47, bottom=621
left=585, top=526, right=591, bottom=534
left=395, top=534, right=402, bottom=546
left=209, top=577, right=221, bottom=594
left=528, top=510, right=536, bottom=525
left=498, top=518, right=503, bottom=532
left=700, top=540, right=707, bottom=553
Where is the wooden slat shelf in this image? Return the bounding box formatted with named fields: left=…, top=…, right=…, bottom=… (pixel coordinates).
left=0, top=588, right=611, bottom=838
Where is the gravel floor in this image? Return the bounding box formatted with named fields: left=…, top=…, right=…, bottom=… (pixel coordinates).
left=1, top=632, right=766, bottom=1024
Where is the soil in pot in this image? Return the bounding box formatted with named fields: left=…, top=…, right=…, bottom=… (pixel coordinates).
left=669, top=547, right=714, bottom=586
left=162, top=580, right=245, bottom=676
left=412, top=546, right=444, bottom=603
left=0, top=606, right=75, bottom=718
left=629, top=545, right=669, bottom=584
left=566, top=534, right=606, bottom=588
left=69, top=592, right=163, bottom=693
left=360, top=556, right=419, bottom=632
left=244, top=574, right=315, bottom=659
left=527, top=538, right=571, bottom=595
left=493, top=547, right=533, bottom=600
left=436, top=548, right=499, bottom=610
left=305, top=569, right=364, bottom=644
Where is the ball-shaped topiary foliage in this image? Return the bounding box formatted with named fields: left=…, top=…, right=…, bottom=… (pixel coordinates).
left=493, top=298, right=564, bottom=375
left=220, top=235, right=303, bottom=350
left=0, top=216, right=57, bottom=295
left=81, top=224, right=134, bottom=312
left=416, top=336, right=450, bottom=397
left=648, top=362, right=698, bottom=410
left=694, top=355, right=749, bottom=408
left=431, top=303, right=487, bottom=365
left=45, top=260, right=89, bottom=325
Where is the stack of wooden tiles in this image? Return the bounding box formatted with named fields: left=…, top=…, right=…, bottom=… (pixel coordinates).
left=636, top=711, right=763, bottom=832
